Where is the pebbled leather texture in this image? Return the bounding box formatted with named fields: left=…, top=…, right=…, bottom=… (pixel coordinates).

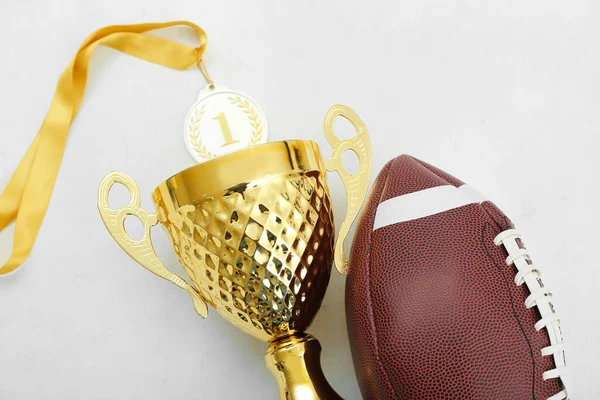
left=346, top=155, right=561, bottom=399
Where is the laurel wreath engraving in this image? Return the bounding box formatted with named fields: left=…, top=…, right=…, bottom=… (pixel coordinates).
left=187, top=96, right=263, bottom=160
left=228, top=96, right=263, bottom=145
left=187, top=105, right=217, bottom=159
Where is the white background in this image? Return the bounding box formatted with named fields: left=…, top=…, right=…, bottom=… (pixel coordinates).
left=0, top=1, right=597, bottom=399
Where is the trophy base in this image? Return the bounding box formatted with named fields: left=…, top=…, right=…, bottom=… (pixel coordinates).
left=265, top=333, right=343, bottom=400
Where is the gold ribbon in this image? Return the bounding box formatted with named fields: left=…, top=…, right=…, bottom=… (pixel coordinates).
left=0, top=21, right=207, bottom=275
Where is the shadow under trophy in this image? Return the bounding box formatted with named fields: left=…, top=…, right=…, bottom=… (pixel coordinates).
left=98, top=104, right=372, bottom=399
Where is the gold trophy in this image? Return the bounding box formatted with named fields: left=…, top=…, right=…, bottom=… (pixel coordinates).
left=97, top=104, right=371, bottom=399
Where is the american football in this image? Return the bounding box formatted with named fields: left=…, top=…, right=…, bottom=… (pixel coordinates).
left=346, top=155, right=569, bottom=399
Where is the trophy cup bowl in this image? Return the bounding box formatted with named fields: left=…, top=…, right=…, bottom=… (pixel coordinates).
left=97, top=105, right=371, bottom=399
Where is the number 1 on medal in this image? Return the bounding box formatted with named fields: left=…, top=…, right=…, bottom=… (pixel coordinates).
left=213, top=112, right=239, bottom=147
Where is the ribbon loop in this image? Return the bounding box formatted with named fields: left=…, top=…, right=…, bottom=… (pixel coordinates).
left=0, top=21, right=207, bottom=275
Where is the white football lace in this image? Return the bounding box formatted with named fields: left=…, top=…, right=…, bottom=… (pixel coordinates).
left=494, top=229, right=570, bottom=400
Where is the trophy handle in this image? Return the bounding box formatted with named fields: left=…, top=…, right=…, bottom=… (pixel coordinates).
left=97, top=171, right=208, bottom=318
left=323, top=104, right=372, bottom=275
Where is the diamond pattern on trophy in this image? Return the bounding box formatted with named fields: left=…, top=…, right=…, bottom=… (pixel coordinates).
left=154, top=171, right=334, bottom=341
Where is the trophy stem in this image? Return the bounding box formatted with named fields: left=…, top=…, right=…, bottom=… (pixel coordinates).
left=265, top=333, right=343, bottom=400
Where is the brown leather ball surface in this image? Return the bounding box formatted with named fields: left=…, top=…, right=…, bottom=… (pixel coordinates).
left=346, top=155, right=563, bottom=399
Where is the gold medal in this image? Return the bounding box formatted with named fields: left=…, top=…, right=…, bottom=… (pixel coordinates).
left=184, top=59, right=268, bottom=163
